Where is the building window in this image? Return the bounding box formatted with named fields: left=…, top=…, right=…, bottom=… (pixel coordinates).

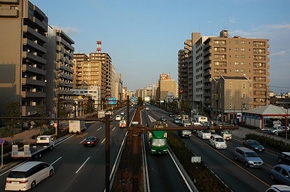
left=242, top=83, right=246, bottom=89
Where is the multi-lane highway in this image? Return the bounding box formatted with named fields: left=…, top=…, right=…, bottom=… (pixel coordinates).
left=144, top=105, right=282, bottom=192
left=0, top=104, right=285, bottom=191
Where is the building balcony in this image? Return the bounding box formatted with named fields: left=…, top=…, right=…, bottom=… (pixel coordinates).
left=22, top=78, right=46, bottom=87
left=23, top=38, right=47, bottom=54
left=21, top=91, right=46, bottom=98
left=22, top=105, right=37, bottom=116
left=22, top=64, right=46, bottom=76
left=22, top=51, right=46, bottom=64
left=23, top=25, right=47, bottom=43
left=32, top=16, right=47, bottom=31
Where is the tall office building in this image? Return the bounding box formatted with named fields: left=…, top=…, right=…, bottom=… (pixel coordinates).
left=180, top=30, right=270, bottom=117
left=0, top=0, right=48, bottom=116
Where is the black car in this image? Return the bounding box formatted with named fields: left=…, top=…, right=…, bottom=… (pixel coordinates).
left=160, top=116, right=167, bottom=122
left=242, top=139, right=265, bottom=152
left=278, top=152, right=290, bottom=165
left=83, top=136, right=98, bottom=147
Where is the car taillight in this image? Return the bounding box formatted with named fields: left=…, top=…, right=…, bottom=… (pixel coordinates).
left=20, top=180, right=28, bottom=183
left=91, top=141, right=95, bottom=144
left=83, top=141, right=87, bottom=144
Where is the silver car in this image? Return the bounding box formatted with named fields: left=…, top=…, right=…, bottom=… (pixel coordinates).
left=234, top=147, right=263, bottom=168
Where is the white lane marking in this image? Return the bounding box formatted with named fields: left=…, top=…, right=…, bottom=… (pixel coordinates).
left=97, top=127, right=102, bottom=131
left=51, top=157, right=62, bottom=165
left=75, top=157, right=90, bottom=174
left=80, top=139, right=86, bottom=144
left=112, top=127, right=116, bottom=131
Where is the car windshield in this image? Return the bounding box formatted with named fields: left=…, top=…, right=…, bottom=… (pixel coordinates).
left=245, top=152, right=258, bottom=157
left=152, top=139, right=166, bottom=146
left=216, top=138, right=224, bottom=142
left=203, top=130, right=210, bottom=133
left=223, top=130, right=232, bottom=134
left=251, top=141, right=260, bottom=145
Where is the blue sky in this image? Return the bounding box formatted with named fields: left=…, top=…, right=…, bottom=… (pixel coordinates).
left=31, top=0, right=290, bottom=93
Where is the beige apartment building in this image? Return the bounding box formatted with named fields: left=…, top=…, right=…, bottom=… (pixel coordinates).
left=0, top=0, right=48, bottom=116
left=211, top=76, right=250, bottom=123
left=179, top=30, right=269, bottom=119
left=73, top=52, right=113, bottom=101
left=158, top=73, right=178, bottom=101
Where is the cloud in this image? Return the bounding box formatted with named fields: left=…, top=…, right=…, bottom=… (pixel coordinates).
left=231, top=23, right=290, bottom=38
left=271, top=50, right=290, bottom=57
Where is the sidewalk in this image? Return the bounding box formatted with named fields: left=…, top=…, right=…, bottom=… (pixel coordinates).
left=234, top=126, right=290, bottom=144
left=2, top=129, right=41, bottom=144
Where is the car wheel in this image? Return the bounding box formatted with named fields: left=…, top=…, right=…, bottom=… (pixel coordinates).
left=234, top=155, right=238, bottom=161
left=31, top=181, right=36, bottom=189
left=270, top=173, right=275, bottom=181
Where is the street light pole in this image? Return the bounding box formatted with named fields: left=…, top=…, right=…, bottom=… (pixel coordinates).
left=105, top=114, right=110, bottom=192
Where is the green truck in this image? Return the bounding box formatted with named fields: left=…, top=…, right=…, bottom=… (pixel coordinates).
left=148, top=121, right=168, bottom=154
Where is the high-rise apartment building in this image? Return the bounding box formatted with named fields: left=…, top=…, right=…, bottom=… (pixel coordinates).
left=203, top=30, right=269, bottom=110
left=0, top=0, right=48, bottom=116
left=179, top=30, right=270, bottom=117
left=73, top=52, right=113, bottom=101
left=158, top=73, right=178, bottom=101
left=45, top=27, right=75, bottom=116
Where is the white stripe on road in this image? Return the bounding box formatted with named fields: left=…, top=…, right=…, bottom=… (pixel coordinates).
left=75, top=157, right=90, bottom=174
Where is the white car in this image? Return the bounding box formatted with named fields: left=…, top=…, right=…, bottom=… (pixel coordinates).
left=5, top=161, right=54, bottom=191
left=209, top=134, right=227, bottom=149
left=115, top=115, right=121, bottom=121
left=271, top=126, right=289, bottom=135
left=197, top=129, right=211, bottom=139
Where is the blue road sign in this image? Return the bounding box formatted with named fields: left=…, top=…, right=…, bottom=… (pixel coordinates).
left=109, top=97, right=117, bottom=105
left=130, top=96, right=136, bottom=103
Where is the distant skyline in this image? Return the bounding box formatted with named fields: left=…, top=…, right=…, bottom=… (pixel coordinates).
left=31, top=0, right=290, bottom=93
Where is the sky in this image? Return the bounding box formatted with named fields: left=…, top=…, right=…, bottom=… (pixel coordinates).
left=30, top=0, right=290, bottom=93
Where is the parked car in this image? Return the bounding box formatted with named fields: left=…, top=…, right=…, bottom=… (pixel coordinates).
left=278, top=152, right=290, bottom=165
left=242, top=139, right=265, bottom=152
left=234, top=147, right=263, bottom=168
left=270, top=164, right=290, bottom=185
left=83, top=136, right=98, bottom=147
left=271, top=126, right=289, bottom=135
left=265, top=185, right=290, bottom=192
left=5, top=161, right=54, bottom=191
left=209, top=134, right=227, bottom=149
left=197, top=129, right=211, bottom=139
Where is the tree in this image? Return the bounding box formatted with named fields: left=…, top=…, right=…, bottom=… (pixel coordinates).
left=3, top=102, right=21, bottom=144
left=34, top=104, right=49, bottom=135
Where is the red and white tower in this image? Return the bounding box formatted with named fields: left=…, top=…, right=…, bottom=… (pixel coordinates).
left=96, top=40, right=102, bottom=52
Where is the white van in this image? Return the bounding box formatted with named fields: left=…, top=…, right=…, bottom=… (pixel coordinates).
left=5, top=161, right=54, bottom=191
